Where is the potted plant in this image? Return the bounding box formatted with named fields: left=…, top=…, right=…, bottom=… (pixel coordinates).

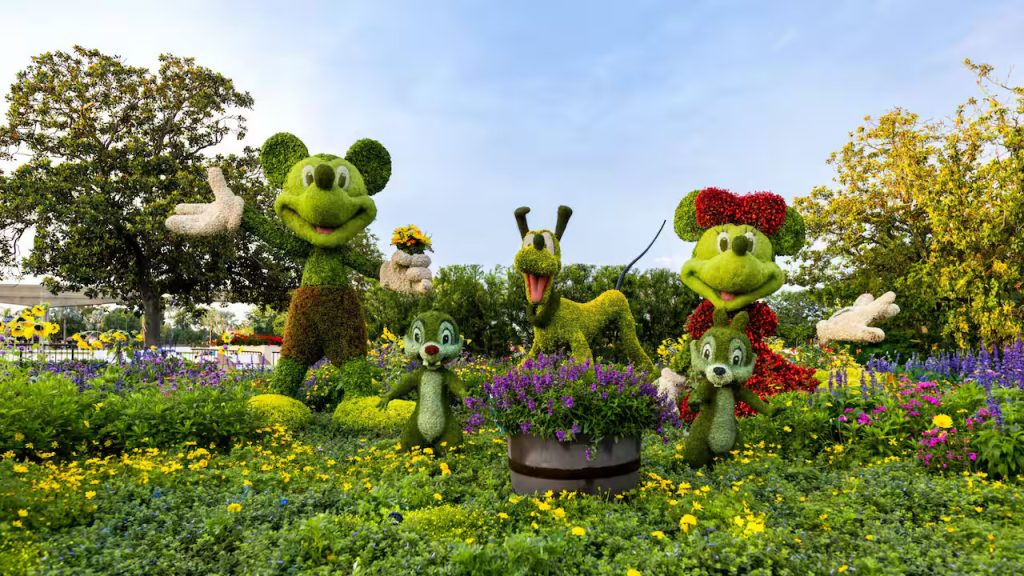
left=391, top=224, right=433, bottom=255
left=465, top=354, right=680, bottom=495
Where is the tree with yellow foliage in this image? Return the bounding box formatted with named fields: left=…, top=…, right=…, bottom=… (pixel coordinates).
left=795, top=60, right=1023, bottom=349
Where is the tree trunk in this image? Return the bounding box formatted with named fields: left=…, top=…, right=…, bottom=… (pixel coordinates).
left=142, top=293, right=163, bottom=347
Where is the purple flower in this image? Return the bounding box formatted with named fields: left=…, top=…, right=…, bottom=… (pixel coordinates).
left=857, top=412, right=870, bottom=425
left=562, top=396, right=575, bottom=409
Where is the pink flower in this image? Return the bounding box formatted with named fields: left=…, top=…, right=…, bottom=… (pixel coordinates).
left=857, top=412, right=871, bottom=425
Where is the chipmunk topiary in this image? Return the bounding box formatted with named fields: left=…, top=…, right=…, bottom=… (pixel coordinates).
left=166, top=133, right=431, bottom=399
left=514, top=206, right=655, bottom=375
left=685, top=308, right=778, bottom=468
left=379, top=311, right=467, bottom=452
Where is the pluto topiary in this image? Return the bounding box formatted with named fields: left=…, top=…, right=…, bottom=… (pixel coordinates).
left=248, top=393, right=313, bottom=430
left=166, top=133, right=433, bottom=401
left=513, top=206, right=655, bottom=375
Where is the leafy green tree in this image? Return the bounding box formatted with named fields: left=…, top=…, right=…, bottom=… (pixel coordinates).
left=794, top=61, right=1024, bottom=349
left=765, top=290, right=822, bottom=346
left=0, top=46, right=296, bottom=345
left=100, top=306, right=142, bottom=333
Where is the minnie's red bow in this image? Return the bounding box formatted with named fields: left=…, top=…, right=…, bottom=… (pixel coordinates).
left=694, top=187, right=788, bottom=236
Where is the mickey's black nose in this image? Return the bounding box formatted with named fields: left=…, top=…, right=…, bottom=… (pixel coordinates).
left=713, top=366, right=726, bottom=376
left=314, top=164, right=335, bottom=190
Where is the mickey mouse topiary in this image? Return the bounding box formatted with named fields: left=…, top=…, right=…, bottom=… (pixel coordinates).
left=673, top=187, right=817, bottom=420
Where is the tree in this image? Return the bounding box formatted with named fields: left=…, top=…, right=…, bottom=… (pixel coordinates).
left=0, top=46, right=296, bottom=345
left=765, top=290, right=822, bottom=346
left=794, top=60, right=1024, bottom=348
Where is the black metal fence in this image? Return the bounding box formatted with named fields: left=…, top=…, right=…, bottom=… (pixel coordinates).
left=0, top=343, right=280, bottom=367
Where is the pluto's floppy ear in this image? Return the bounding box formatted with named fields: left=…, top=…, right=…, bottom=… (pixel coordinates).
left=555, top=205, right=573, bottom=240
left=346, top=138, right=392, bottom=195
left=514, top=207, right=531, bottom=239
left=674, top=190, right=703, bottom=241
left=260, top=133, right=309, bottom=188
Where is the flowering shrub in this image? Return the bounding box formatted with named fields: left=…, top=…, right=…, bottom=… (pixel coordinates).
left=1, top=305, right=60, bottom=346
left=209, top=331, right=283, bottom=346
left=391, top=224, right=432, bottom=254
left=465, top=354, right=681, bottom=444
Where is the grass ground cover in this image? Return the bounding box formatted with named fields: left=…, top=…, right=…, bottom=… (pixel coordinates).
left=0, top=343, right=1022, bottom=575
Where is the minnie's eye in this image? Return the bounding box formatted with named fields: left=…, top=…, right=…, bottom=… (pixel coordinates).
left=336, top=166, right=350, bottom=189
left=717, top=231, right=730, bottom=253
left=302, top=165, right=315, bottom=186
left=744, top=231, right=755, bottom=251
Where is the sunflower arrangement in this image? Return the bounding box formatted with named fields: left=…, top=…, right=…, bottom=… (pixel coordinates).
left=1, top=304, right=60, bottom=342
left=391, top=224, right=433, bottom=255
left=72, top=330, right=142, bottom=351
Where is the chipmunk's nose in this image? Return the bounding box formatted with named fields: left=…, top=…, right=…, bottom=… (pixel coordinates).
left=314, top=164, right=335, bottom=190
left=425, top=344, right=440, bottom=356
left=713, top=366, right=726, bottom=376
left=532, top=234, right=545, bottom=250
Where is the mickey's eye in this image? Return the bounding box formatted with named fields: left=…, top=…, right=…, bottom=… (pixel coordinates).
left=336, top=166, right=350, bottom=189
left=302, top=165, right=315, bottom=186
left=717, top=231, right=730, bottom=253
left=541, top=232, right=555, bottom=254
left=731, top=349, right=744, bottom=366
left=702, top=342, right=713, bottom=360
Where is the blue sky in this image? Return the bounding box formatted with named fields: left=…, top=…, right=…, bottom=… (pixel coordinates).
left=2, top=0, right=1023, bottom=276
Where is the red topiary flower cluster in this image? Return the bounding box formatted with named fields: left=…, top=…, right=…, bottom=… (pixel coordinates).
left=679, top=300, right=817, bottom=422
left=694, top=188, right=788, bottom=236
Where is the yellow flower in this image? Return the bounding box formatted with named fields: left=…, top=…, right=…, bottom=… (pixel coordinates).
left=11, top=520, right=22, bottom=528
left=433, top=493, right=443, bottom=502
left=627, top=570, right=641, bottom=576
left=31, top=305, right=46, bottom=317
left=90, top=340, right=104, bottom=350
left=679, top=514, right=698, bottom=533
left=85, top=491, right=97, bottom=500
left=497, top=512, right=509, bottom=520
left=650, top=530, right=665, bottom=539
left=13, top=464, right=28, bottom=473
left=13, top=432, right=24, bottom=442
left=570, top=526, right=586, bottom=537
left=227, top=503, right=242, bottom=513
left=932, top=414, right=953, bottom=429
left=865, top=534, right=874, bottom=541
left=838, top=565, right=849, bottom=573
left=17, top=509, right=28, bottom=517
left=439, top=463, right=451, bottom=475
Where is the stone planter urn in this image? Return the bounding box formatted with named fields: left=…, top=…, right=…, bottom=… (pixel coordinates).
left=507, top=433, right=641, bottom=496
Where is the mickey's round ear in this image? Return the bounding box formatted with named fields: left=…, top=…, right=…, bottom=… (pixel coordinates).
left=346, top=138, right=391, bottom=195
left=260, top=133, right=309, bottom=188
left=770, top=207, right=806, bottom=256
left=674, top=189, right=703, bottom=241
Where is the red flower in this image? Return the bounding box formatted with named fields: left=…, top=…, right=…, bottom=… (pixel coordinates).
left=693, top=188, right=789, bottom=236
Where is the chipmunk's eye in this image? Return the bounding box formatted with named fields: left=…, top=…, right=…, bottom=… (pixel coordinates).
left=413, top=326, right=422, bottom=344
left=702, top=342, right=713, bottom=360
left=440, top=324, right=454, bottom=345
left=302, top=165, right=315, bottom=186
left=731, top=349, right=744, bottom=366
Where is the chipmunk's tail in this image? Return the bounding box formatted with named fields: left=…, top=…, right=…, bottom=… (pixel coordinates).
left=615, top=219, right=666, bottom=290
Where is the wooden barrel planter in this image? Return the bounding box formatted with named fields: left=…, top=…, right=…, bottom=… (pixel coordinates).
left=507, top=434, right=641, bottom=496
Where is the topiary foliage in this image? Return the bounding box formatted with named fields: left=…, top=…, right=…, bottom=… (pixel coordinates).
left=333, top=395, right=415, bottom=433
left=770, top=207, right=806, bottom=256
left=345, top=138, right=392, bottom=195
left=260, top=132, right=310, bottom=188
left=248, top=393, right=313, bottom=430
left=673, top=190, right=703, bottom=241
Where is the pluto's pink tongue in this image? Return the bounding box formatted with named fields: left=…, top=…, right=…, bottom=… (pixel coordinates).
left=526, top=274, right=550, bottom=304
left=315, top=226, right=336, bottom=235
left=720, top=291, right=736, bottom=301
